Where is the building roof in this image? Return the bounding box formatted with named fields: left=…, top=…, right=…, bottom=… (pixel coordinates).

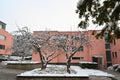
left=0, top=21, right=6, bottom=25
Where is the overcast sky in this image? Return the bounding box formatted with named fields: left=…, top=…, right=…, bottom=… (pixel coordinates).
left=0, top=0, right=83, bottom=32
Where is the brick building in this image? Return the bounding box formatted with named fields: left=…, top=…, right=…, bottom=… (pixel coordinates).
left=0, top=21, right=13, bottom=59
left=32, top=31, right=120, bottom=68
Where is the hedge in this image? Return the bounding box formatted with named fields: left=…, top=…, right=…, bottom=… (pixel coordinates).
left=79, top=62, right=98, bottom=69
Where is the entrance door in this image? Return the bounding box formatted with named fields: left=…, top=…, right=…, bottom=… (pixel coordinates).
left=92, top=57, right=103, bottom=69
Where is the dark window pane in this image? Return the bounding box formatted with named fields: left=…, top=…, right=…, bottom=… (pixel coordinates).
left=0, top=44, right=5, bottom=49
left=72, top=46, right=76, bottom=52
left=64, top=34, right=68, bottom=38
left=107, top=63, right=112, bottom=67
left=72, top=57, right=80, bottom=60
left=92, top=57, right=98, bottom=62
left=112, top=52, right=114, bottom=59
left=104, top=34, right=108, bottom=40
left=113, top=39, right=116, bottom=45
left=75, top=36, right=80, bottom=40
left=115, top=52, right=117, bottom=58
left=78, top=46, right=83, bottom=52
left=105, top=44, right=110, bottom=49
left=71, top=36, right=75, bottom=40
left=106, top=51, right=112, bottom=61
left=72, top=57, right=84, bottom=60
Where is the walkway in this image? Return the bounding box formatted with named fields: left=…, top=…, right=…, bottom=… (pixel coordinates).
left=103, top=69, right=120, bottom=80
left=0, top=63, right=26, bottom=80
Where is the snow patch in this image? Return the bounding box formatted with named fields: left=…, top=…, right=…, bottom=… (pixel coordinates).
left=2, top=61, right=39, bottom=65
left=79, top=61, right=97, bottom=64
left=18, top=65, right=114, bottom=77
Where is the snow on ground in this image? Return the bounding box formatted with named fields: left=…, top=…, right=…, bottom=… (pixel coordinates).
left=9, top=56, right=22, bottom=61
left=79, top=62, right=97, bottom=64
left=18, top=65, right=114, bottom=77
left=2, top=61, right=39, bottom=65
left=107, top=64, right=120, bottom=73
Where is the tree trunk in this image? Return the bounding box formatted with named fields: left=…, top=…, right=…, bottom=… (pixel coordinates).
left=38, top=50, right=45, bottom=69
left=21, top=56, right=24, bottom=61
left=43, top=62, right=47, bottom=69
left=66, top=52, right=76, bottom=74
left=66, top=58, right=71, bottom=74
left=21, top=54, right=24, bottom=61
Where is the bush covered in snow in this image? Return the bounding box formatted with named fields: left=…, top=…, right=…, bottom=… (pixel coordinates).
left=0, top=55, right=8, bottom=62
left=0, top=58, right=7, bottom=62
left=108, top=64, right=120, bottom=73
left=79, top=62, right=98, bottom=69
left=8, top=56, right=32, bottom=61
left=8, top=56, right=22, bottom=61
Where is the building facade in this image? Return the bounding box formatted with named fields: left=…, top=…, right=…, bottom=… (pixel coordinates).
left=32, top=31, right=120, bottom=68
left=0, top=21, right=13, bottom=59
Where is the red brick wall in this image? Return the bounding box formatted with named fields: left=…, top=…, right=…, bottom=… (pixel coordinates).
left=32, top=30, right=120, bottom=68
left=0, top=29, right=13, bottom=55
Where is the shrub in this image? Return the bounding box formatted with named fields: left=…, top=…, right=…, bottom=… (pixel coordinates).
left=24, top=56, right=32, bottom=60
left=79, top=62, right=98, bottom=69
left=117, top=68, right=120, bottom=72
left=108, top=64, right=120, bottom=73
left=0, top=58, right=7, bottom=62
left=115, top=66, right=120, bottom=73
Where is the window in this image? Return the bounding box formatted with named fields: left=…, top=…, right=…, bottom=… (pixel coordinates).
left=72, top=57, right=84, bottom=60
left=0, top=35, right=6, bottom=40
left=106, top=51, right=112, bottom=61
left=104, top=33, right=108, bottom=40
left=71, top=36, right=75, bottom=40
left=113, top=39, right=116, bottom=45
left=72, top=57, right=80, bottom=60
left=115, top=52, right=117, bottom=58
left=0, top=24, right=6, bottom=30
left=78, top=46, right=83, bottom=52
left=107, top=63, right=112, bottom=67
left=72, top=46, right=76, bottom=52
left=105, top=43, right=110, bottom=49
left=72, top=46, right=84, bottom=52
left=112, top=52, right=114, bottom=59
left=112, top=52, right=117, bottom=59
left=71, top=36, right=80, bottom=40
left=104, top=33, right=109, bottom=42
left=64, top=34, right=68, bottom=38
left=0, top=25, right=2, bottom=29
left=80, top=57, right=84, bottom=60
left=75, top=36, right=80, bottom=40
left=64, top=46, right=69, bottom=51
left=0, top=44, right=5, bottom=49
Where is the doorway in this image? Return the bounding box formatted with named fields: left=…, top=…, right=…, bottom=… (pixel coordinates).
left=92, top=56, right=104, bottom=69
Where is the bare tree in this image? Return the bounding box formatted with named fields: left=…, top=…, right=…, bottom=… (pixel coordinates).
left=12, top=27, right=92, bottom=73
left=12, top=27, right=62, bottom=69
left=32, top=31, right=62, bottom=69
left=12, top=27, right=33, bottom=61
left=53, top=31, right=91, bottom=73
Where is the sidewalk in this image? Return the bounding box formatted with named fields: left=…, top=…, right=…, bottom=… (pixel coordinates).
left=0, top=62, right=26, bottom=80
left=102, top=69, right=120, bottom=80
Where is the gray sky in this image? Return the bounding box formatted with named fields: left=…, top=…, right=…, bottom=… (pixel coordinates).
left=0, top=0, right=82, bottom=32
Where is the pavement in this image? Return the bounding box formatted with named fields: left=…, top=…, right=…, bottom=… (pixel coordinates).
left=0, top=62, right=26, bottom=80
left=102, top=69, right=120, bottom=80
left=0, top=62, right=120, bottom=80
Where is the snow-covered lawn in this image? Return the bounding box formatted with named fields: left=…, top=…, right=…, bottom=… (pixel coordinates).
left=18, top=65, right=114, bottom=77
